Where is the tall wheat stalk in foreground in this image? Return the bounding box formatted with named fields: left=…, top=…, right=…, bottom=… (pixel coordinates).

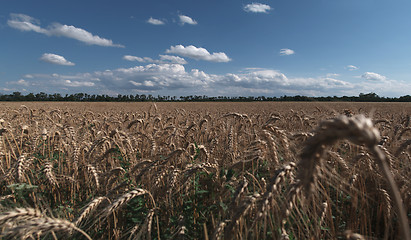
left=286, top=114, right=410, bottom=240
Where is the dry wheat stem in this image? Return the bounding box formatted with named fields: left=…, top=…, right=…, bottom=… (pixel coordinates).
left=287, top=114, right=410, bottom=240
left=133, top=208, right=155, bottom=240
left=256, top=162, right=296, bottom=220
left=224, top=193, right=259, bottom=240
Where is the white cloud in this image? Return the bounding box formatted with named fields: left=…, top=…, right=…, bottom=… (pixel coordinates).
left=123, top=55, right=146, bottom=62
left=0, top=88, right=14, bottom=92
left=6, top=78, right=32, bottom=87
left=115, top=64, right=186, bottom=75
left=361, top=72, right=387, bottom=81
left=179, top=15, right=197, bottom=25
left=279, top=48, right=295, bottom=56
left=210, top=70, right=359, bottom=96
left=47, top=23, right=124, bottom=47
left=217, top=70, right=289, bottom=91
left=40, top=53, right=75, bottom=66
left=144, top=81, right=155, bottom=87
left=244, top=3, right=272, bottom=13
left=326, top=73, right=340, bottom=78
left=166, top=45, right=231, bottom=62
left=16, top=79, right=30, bottom=86
left=63, top=80, right=95, bottom=87
left=346, top=65, right=359, bottom=71
left=8, top=72, right=100, bottom=91
left=23, top=74, right=34, bottom=79
left=147, top=17, right=165, bottom=25
left=97, top=64, right=203, bottom=91
left=7, top=13, right=47, bottom=34
left=92, top=65, right=355, bottom=95
left=159, top=55, right=187, bottom=64
left=288, top=77, right=353, bottom=89
left=123, top=55, right=187, bottom=64
left=8, top=13, right=123, bottom=47
left=10, top=66, right=411, bottom=97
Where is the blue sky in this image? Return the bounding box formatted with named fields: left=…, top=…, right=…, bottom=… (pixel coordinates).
left=1, top=0, right=411, bottom=97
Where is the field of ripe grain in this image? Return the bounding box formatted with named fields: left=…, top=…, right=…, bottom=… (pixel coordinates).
left=0, top=102, right=410, bottom=240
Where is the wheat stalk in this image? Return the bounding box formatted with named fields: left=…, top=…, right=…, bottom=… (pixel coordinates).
left=132, top=208, right=155, bottom=240
left=256, top=162, right=296, bottom=219
left=284, top=114, right=410, bottom=240
left=223, top=193, right=260, bottom=240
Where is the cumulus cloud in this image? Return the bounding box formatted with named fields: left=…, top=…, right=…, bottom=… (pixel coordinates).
left=10, top=65, right=411, bottom=97
left=8, top=13, right=124, bottom=47
left=10, top=64, right=207, bottom=93
left=96, top=64, right=203, bottom=91
left=326, top=73, right=340, bottom=78
left=7, top=13, right=47, bottom=33
left=47, top=23, right=124, bottom=47
left=179, top=15, right=197, bottom=25
left=289, top=77, right=353, bottom=89
left=346, top=65, right=359, bottom=71
left=123, top=55, right=148, bottom=62
left=214, top=70, right=356, bottom=96
left=15, top=79, right=30, bottom=87
left=0, top=88, right=14, bottom=92
left=95, top=65, right=296, bottom=93
left=101, top=65, right=354, bottom=95
left=147, top=17, right=165, bottom=25
left=244, top=3, right=272, bottom=13
left=361, top=72, right=387, bottom=81
left=63, top=79, right=95, bottom=87
left=159, top=55, right=188, bottom=64
left=279, top=48, right=295, bottom=56
left=40, top=53, right=75, bottom=66
left=23, top=74, right=34, bottom=79
left=10, top=73, right=99, bottom=91
left=123, top=55, right=187, bottom=64
left=166, top=45, right=231, bottom=62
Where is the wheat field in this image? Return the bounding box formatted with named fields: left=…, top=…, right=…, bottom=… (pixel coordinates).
left=0, top=102, right=409, bottom=240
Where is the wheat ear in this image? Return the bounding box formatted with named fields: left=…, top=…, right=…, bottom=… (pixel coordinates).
left=211, top=221, right=226, bottom=240
left=0, top=208, right=42, bottom=226
left=103, top=189, right=149, bottom=217
left=256, top=162, right=296, bottom=219
left=75, top=196, right=108, bottom=226
left=343, top=230, right=365, bottom=240
left=2, top=216, right=92, bottom=240
left=16, top=154, right=29, bottom=182
left=86, top=164, right=100, bottom=189
left=44, top=161, right=59, bottom=187
left=285, top=115, right=410, bottom=240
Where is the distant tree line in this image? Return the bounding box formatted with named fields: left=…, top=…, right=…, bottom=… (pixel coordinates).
left=1, top=92, right=411, bottom=102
